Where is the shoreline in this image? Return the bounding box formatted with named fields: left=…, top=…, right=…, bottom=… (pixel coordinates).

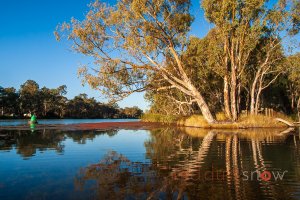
left=0, top=121, right=292, bottom=131
left=0, top=121, right=166, bottom=131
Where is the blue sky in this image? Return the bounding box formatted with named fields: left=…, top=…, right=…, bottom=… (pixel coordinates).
left=0, top=0, right=212, bottom=110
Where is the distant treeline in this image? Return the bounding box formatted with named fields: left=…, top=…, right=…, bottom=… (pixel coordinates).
left=0, top=80, right=143, bottom=119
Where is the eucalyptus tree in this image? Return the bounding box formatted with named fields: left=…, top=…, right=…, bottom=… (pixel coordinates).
left=0, top=86, right=4, bottom=116
left=286, top=53, right=300, bottom=120
left=146, top=89, right=198, bottom=115
left=39, top=85, right=67, bottom=117
left=0, top=87, right=19, bottom=116
left=145, top=34, right=224, bottom=116
left=19, top=80, right=40, bottom=114
left=247, top=37, right=285, bottom=114
left=56, top=0, right=217, bottom=123
left=202, top=0, right=300, bottom=119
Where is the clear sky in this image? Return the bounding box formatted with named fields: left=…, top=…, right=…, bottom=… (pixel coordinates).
left=0, top=0, right=211, bottom=111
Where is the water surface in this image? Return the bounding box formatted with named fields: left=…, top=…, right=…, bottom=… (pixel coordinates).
left=0, top=127, right=300, bottom=199
left=0, top=118, right=139, bottom=126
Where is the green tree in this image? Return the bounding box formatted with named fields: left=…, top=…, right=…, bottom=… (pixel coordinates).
left=119, top=106, right=143, bottom=118
left=0, top=86, right=4, bottom=116
left=285, top=53, right=300, bottom=120
left=202, top=0, right=300, bottom=120
left=19, top=80, right=40, bottom=114
left=3, top=87, right=19, bottom=116
left=39, top=85, right=67, bottom=118
left=56, top=0, right=218, bottom=123
left=146, top=34, right=223, bottom=116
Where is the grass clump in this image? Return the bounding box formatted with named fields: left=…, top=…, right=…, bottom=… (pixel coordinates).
left=178, top=114, right=239, bottom=128
left=142, top=112, right=293, bottom=128
left=141, top=113, right=178, bottom=124
left=238, top=114, right=292, bottom=128
left=177, top=115, right=208, bottom=127
left=216, top=112, right=230, bottom=121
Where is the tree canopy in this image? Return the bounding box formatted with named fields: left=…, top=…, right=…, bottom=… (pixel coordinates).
left=56, top=0, right=300, bottom=123
left=0, top=80, right=143, bottom=119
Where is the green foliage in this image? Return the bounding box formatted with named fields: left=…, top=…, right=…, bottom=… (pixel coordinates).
left=57, top=0, right=194, bottom=102
left=65, top=94, right=120, bottom=119
left=201, top=0, right=300, bottom=120
left=19, top=80, right=40, bottom=113
left=145, top=33, right=224, bottom=116
left=1, top=80, right=143, bottom=119
left=56, top=0, right=300, bottom=123
left=0, top=86, right=19, bottom=116
left=119, top=106, right=143, bottom=118
left=287, top=53, right=300, bottom=87
left=284, top=53, right=300, bottom=119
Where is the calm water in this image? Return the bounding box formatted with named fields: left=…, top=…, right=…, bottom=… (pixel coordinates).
left=1, top=127, right=300, bottom=199
left=0, top=119, right=139, bottom=126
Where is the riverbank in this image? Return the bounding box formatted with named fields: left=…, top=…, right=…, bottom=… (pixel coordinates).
left=0, top=113, right=296, bottom=131
left=0, top=121, right=166, bottom=131
left=141, top=113, right=295, bottom=129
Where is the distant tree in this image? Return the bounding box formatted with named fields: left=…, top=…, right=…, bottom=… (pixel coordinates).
left=66, top=94, right=90, bottom=118
left=54, top=85, right=68, bottom=118
left=3, top=87, right=19, bottom=116
left=0, top=80, right=145, bottom=119
left=19, top=80, right=40, bottom=114
left=0, top=87, right=19, bottom=116
left=39, top=85, right=68, bottom=118
left=120, top=106, right=143, bottom=118
left=98, top=103, right=119, bottom=118
left=0, top=86, right=4, bottom=116
left=66, top=93, right=118, bottom=118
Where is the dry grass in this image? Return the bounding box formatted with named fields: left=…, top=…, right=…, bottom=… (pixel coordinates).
left=216, top=112, right=229, bottom=121
left=177, top=115, right=209, bottom=127
left=238, top=113, right=293, bottom=128
left=141, top=113, right=178, bottom=124
left=177, top=114, right=240, bottom=128
left=142, top=112, right=294, bottom=129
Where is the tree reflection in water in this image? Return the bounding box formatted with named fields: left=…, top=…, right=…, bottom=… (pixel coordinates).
left=0, top=129, right=117, bottom=158
left=75, top=127, right=298, bottom=200
left=75, top=151, right=164, bottom=199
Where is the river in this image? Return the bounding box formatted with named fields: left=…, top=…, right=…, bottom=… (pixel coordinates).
left=0, top=127, right=299, bottom=199
left=0, top=118, right=139, bottom=126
